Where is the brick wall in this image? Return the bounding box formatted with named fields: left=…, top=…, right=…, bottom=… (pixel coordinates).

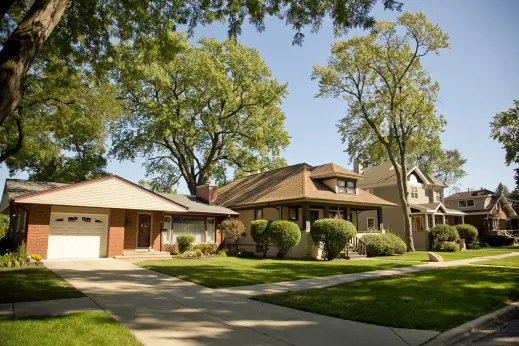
left=151, top=211, right=162, bottom=251
left=107, top=209, right=125, bottom=257
left=124, top=211, right=137, bottom=249
left=25, top=204, right=51, bottom=259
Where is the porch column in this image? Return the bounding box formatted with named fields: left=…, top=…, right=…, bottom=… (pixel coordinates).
left=432, top=214, right=436, bottom=227
left=302, top=203, right=311, bottom=231
left=425, top=213, right=429, bottom=230
left=442, top=214, right=446, bottom=225
left=461, top=215, right=465, bottom=224
left=377, top=208, right=384, bottom=231
left=324, top=205, right=329, bottom=219
left=346, top=207, right=351, bottom=221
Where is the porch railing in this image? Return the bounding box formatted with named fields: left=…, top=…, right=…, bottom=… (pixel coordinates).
left=350, top=236, right=367, bottom=255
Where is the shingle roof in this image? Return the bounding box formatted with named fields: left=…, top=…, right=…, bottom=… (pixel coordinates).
left=158, top=193, right=238, bottom=216
left=358, top=162, right=446, bottom=187
left=310, top=163, right=364, bottom=179
left=409, top=202, right=465, bottom=215
left=445, top=189, right=494, bottom=200
left=217, top=163, right=396, bottom=208
left=4, top=179, right=69, bottom=199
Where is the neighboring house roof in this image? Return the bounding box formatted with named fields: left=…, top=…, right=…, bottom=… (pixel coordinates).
left=410, top=202, right=465, bottom=215
left=358, top=162, right=446, bottom=188
left=217, top=163, right=396, bottom=209
left=158, top=193, right=238, bottom=216
left=444, top=189, right=494, bottom=200
left=310, top=162, right=364, bottom=180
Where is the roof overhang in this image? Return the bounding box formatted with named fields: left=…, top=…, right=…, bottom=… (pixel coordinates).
left=311, top=173, right=366, bottom=180
left=13, top=176, right=188, bottom=213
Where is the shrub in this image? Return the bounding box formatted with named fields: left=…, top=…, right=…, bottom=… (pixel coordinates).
left=176, top=234, right=195, bottom=253
left=310, top=219, right=357, bottom=260
left=0, top=214, right=9, bottom=240
left=251, top=219, right=272, bottom=258
left=191, top=243, right=218, bottom=255
left=429, top=224, right=459, bottom=249
left=236, top=250, right=257, bottom=258
left=436, top=241, right=459, bottom=252
left=363, top=233, right=407, bottom=257
left=180, top=250, right=199, bottom=258
left=455, top=224, right=478, bottom=246
left=0, top=250, right=21, bottom=268
left=486, top=235, right=515, bottom=247
left=216, top=249, right=227, bottom=257
left=269, top=220, right=301, bottom=259
left=219, top=219, right=246, bottom=247
left=29, top=253, right=42, bottom=262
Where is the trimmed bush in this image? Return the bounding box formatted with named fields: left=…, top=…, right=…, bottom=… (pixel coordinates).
left=269, top=220, right=301, bottom=259
left=363, top=233, right=407, bottom=257
left=310, top=219, right=357, bottom=260
left=219, top=219, right=246, bottom=247
left=176, top=234, right=195, bottom=253
left=436, top=241, right=459, bottom=252
left=455, top=224, right=478, bottom=246
left=486, top=235, right=515, bottom=247
left=429, top=224, right=459, bottom=249
left=191, top=243, right=218, bottom=255
left=251, top=219, right=272, bottom=258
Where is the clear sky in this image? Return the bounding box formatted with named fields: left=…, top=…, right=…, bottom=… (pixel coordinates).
left=1, top=0, right=518, bottom=195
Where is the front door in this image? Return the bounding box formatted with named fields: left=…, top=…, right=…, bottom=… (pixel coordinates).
left=414, top=216, right=424, bottom=232
left=310, top=210, right=319, bottom=224
left=137, top=214, right=152, bottom=248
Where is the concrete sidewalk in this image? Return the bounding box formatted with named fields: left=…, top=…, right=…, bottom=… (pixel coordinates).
left=217, top=252, right=519, bottom=298
left=0, top=297, right=101, bottom=319
left=46, top=259, right=440, bottom=346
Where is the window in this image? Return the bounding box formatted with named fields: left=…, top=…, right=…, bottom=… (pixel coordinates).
left=82, top=217, right=91, bottom=223
left=459, top=200, right=475, bottom=208
left=435, top=190, right=442, bottom=202
left=338, top=180, right=356, bottom=194
left=95, top=218, right=104, bottom=223
left=254, top=208, right=263, bottom=220
left=367, top=217, right=375, bottom=230
left=411, top=187, right=418, bottom=199
left=67, top=217, right=78, bottom=222
left=206, top=218, right=215, bottom=243
left=54, top=217, right=64, bottom=222
left=163, top=216, right=172, bottom=242
left=288, top=207, right=298, bottom=221
left=367, top=188, right=374, bottom=194
left=173, top=216, right=206, bottom=243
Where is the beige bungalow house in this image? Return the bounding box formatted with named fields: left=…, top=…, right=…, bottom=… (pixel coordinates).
left=356, top=162, right=466, bottom=250
left=0, top=175, right=237, bottom=260
left=217, top=163, right=396, bottom=259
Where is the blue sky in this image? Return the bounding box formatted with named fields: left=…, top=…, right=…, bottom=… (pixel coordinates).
left=1, top=0, right=518, bottom=195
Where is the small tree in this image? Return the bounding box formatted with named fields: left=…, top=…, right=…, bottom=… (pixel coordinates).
left=269, top=221, right=301, bottom=259
left=219, top=219, right=246, bottom=249
left=251, top=220, right=272, bottom=258
left=310, top=219, right=357, bottom=260
left=455, top=224, right=478, bottom=248
left=176, top=234, right=195, bottom=253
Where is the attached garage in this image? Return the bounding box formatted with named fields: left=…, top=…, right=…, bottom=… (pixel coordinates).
left=47, top=212, right=109, bottom=259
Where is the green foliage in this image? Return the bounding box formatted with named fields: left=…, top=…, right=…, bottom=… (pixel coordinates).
left=269, top=221, right=301, bottom=259
left=219, top=219, right=246, bottom=245
left=0, top=251, right=21, bottom=268
left=310, top=219, right=357, bottom=260
left=179, top=249, right=203, bottom=258
left=495, top=183, right=510, bottom=197
left=0, top=214, right=9, bottom=239
left=486, top=236, right=515, bottom=247
left=176, top=234, right=195, bottom=253
left=436, top=241, right=459, bottom=252
left=363, top=233, right=407, bottom=257
left=490, top=100, right=519, bottom=166
left=138, top=179, right=177, bottom=193
left=251, top=219, right=273, bottom=258
left=430, top=224, right=459, bottom=250
left=410, top=146, right=467, bottom=189
left=190, top=243, right=218, bottom=255
left=312, top=11, right=449, bottom=251
left=455, top=224, right=478, bottom=246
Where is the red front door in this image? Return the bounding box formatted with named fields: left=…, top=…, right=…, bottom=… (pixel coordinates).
left=137, top=214, right=152, bottom=248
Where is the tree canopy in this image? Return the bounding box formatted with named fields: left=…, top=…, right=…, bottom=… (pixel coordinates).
left=491, top=100, right=519, bottom=166
left=313, top=11, right=450, bottom=250
left=110, top=33, right=289, bottom=194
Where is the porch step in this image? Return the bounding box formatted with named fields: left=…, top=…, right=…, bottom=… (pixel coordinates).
left=114, top=251, right=172, bottom=260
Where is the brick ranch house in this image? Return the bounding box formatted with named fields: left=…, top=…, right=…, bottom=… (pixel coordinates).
left=0, top=175, right=237, bottom=260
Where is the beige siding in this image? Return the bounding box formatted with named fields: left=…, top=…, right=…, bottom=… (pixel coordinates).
left=237, top=209, right=255, bottom=244
left=16, top=178, right=187, bottom=212
left=51, top=205, right=110, bottom=216
left=445, top=196, right=488, bottom=212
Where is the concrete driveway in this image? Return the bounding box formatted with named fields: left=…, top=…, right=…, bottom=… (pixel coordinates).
left=46, top=259, right=439, bottom=346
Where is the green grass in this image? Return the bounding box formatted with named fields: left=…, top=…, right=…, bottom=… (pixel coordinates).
left=0, top=267, right=84, bottom=303
left=372, top=250, right=511, bottom=262
left=485, top=246, right=519, bottom=252
left=476, top=255, right=519, bottom=267
left=137, top=257, right=413, bottom=288
left=253, top=266, right=519, bottom=331
left=0, top=312, right=142, bottom=346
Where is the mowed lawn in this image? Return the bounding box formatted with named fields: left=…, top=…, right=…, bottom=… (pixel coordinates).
left=372, top=249, right=512, bottom=262
left=476, top=255, right=519, bottom=267
left=137, top=257, right=413, bottom=288
left=253, top=266, right=519, bottom=331
left=0, top=267, right=84, bottom=303
left=0, top=312, right=142, bottom=346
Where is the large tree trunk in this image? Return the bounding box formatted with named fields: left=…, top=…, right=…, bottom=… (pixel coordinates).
left=390, top=157, right=415, bottom=251
left=0, top=0, right=70, bottom=125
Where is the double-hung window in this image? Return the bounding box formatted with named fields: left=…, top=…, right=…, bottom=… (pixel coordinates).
left=411, top=187, right=418, bottom=199
left=367, top=217, right=375, bottom=230
left=173, top=216, right=206, bottom=243
left=338, top=180, right=356, bottom=194
left=163, top=216, right=172, bottom=243
left=459, top=200, right=475, bottom=208
left=435, top=190, right=442, bottom=202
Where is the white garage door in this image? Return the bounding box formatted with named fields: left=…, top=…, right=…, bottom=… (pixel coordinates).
left=47, top=213, right=108, bottom=259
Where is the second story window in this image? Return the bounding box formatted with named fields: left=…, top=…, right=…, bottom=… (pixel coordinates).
left=338, top=180, right=356, bottom=194
left=411, top=187, right=418, bottom=199
left=435, top=190, right=443, bottom=202
left=458, top=200, right=475, bottom=208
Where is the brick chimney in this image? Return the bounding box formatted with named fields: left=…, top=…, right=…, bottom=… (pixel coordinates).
left=196, top=182, right=218, bottom=205
left=353, top=162, right=364, bottom=175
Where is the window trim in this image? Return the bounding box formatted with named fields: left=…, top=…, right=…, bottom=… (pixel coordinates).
left=366, top=217, right=376, bottom=230
left=411, top=186, right=418, bottom=199
left=434, top=190, right=443, bottom=202
left=288, top=207, right=298, bottom=221
left=337, top=179, right=356, bottom=195
left=162, top=215, right=216, bottom=244
left=458, top=199, right=475, bottom=208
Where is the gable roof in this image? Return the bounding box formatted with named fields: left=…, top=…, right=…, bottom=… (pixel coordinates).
left=217, top=163, right=396, bottom=209
left=158, top=193, right=239, bottom=216
left=310, top=163, right=364, bottom=179
left=445, top=189, right=494, bottom=200
left=358, top=162, right=446, bottom=188
left=409, top=202, right=465, bottom=215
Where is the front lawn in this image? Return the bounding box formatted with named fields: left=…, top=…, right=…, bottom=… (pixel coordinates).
left=476, top=255, right=519, bottom=267
left=0, top=312, right=142, bottom=346
left=0, top=267, right=84, bottom=303
left=372, top=249, right=511, bottom=262
left=138, top=257, right=413, bottom=288
left=252, top=266, right=519, bottom=331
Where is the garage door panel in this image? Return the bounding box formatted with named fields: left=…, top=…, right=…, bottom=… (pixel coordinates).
left=48, top=212, right=108, bottom=259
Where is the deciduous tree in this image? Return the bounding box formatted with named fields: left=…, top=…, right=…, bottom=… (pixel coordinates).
left=313, top=12, right=449, bottom=251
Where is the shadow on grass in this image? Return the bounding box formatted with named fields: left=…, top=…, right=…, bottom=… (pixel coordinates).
left=253, top=266, right=519, bottom=331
